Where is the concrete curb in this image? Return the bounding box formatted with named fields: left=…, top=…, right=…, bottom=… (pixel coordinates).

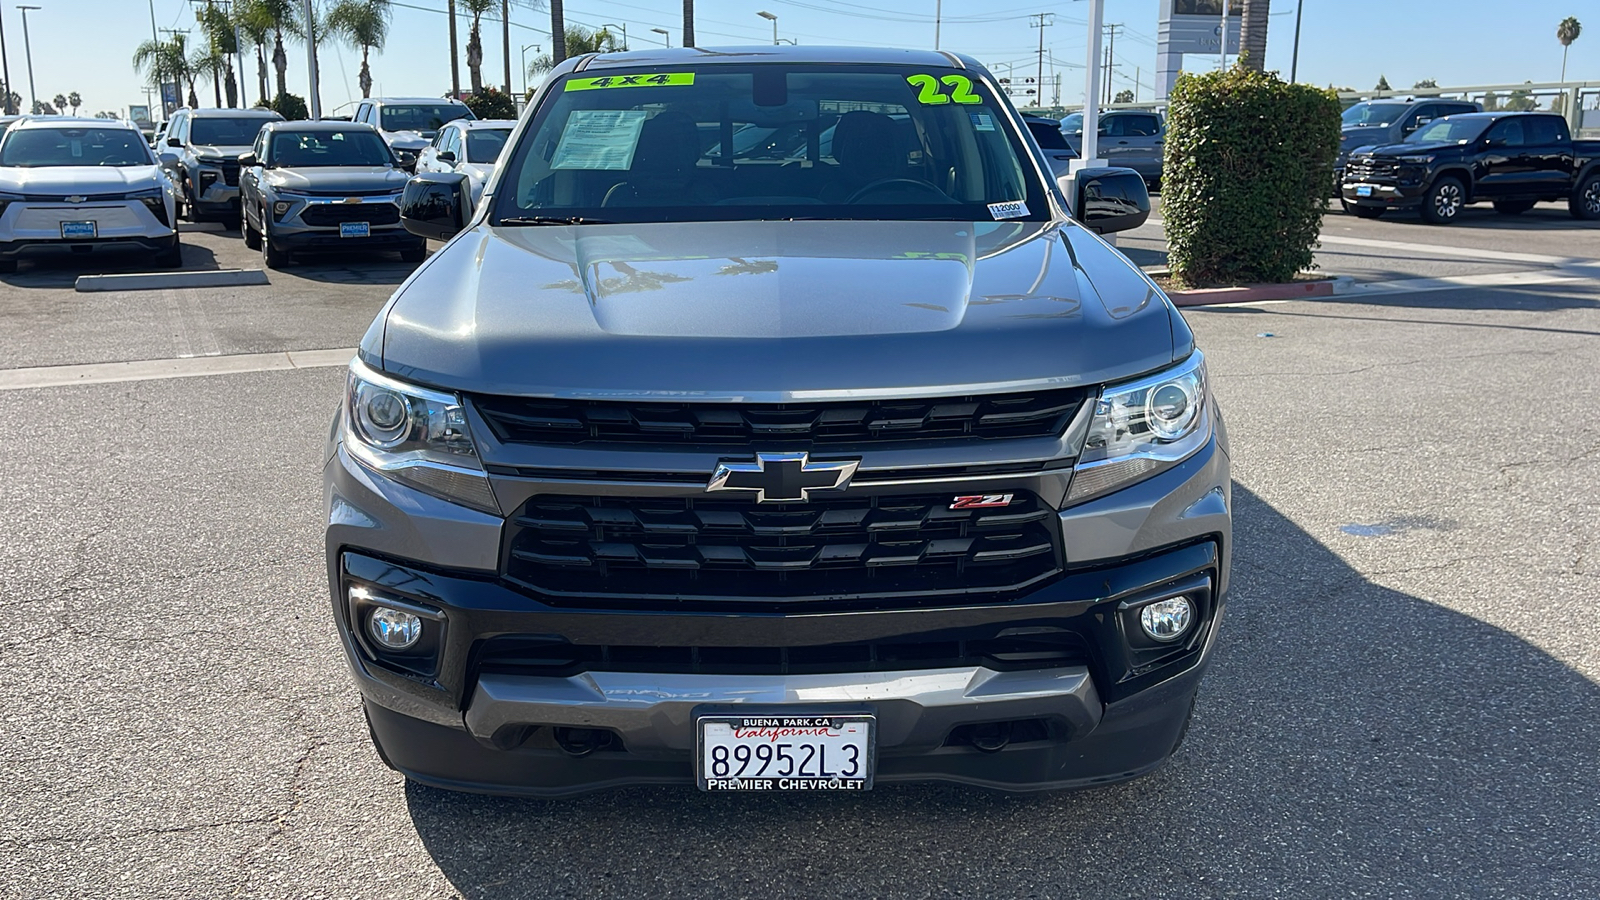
left=75, top=269, right=270, bottom=293
left=1166, top=277, right=1345, bottom=307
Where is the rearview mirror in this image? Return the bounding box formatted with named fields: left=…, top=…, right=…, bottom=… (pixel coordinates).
left=400, top=172, right=469, bottom=241
left=1064, top=166, right=1151, bottom=235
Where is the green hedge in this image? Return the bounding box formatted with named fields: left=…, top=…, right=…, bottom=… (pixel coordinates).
left=465, top=88, right=517, bottom=120
left=1162, top=67, right=1340, bottom=286
left=256, top=92, right=309, bottom=121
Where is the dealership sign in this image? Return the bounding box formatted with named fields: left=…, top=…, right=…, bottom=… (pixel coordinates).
left=1156, top=0, right=1242, bottom=100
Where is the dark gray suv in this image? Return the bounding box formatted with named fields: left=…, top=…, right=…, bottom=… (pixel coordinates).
left=1061, top=109, right=1165, bottom=186
left=326, top=46, right=1230, bottom=797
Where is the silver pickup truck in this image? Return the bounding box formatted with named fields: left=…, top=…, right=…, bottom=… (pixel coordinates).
left=325, top=45, right=1231, bottom=797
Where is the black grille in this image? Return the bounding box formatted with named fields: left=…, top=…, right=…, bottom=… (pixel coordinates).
left=503, top=491, right=1062, bottom=601
left=299, top=202, right=401, bottom=226
left=472, top=389, right=1087, bottom=448
left=1345, top=158, right=1398, bottom=180
left=475, top=628, right=1090, bottom=677
left=219, top=160, right=240, bottom=186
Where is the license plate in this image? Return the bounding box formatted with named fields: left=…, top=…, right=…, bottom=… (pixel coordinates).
left=61, top=221, right=97, bottom=239
left=1355, top=185, right=1373, bottom=197
left=340, top=221, right=370, bottom=238
left=697, top=714, right=874, bottom=791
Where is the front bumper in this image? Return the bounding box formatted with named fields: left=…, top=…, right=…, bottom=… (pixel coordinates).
left=0, top=234, right=175, bottom=260
left=1341, top=180, right=1425, bottom=208
left=325, top=431, right=1232, bottom=796
left=270, top=225, right=418, bottom=251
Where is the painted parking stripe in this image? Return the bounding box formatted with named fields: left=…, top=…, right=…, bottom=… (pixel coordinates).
left=0, top=348, right=355, bottom=391
left=1314, top=234, right=1577, bottom=266
left=1345, top=270, right=1590, bottom=296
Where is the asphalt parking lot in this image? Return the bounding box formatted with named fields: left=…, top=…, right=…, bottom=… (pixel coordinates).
left=3, top=207, right=1598, bottom=899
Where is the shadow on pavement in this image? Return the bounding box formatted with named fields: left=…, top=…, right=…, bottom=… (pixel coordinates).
left=281, top=249, right=424, bottom=286
left=401, top=485, right=1600, bottom=898
left=1331, top=204, right=1597, bottom=231
left=0, top=240, right=224, bottom=289
left=1202, top=283, right=1600, bottom=323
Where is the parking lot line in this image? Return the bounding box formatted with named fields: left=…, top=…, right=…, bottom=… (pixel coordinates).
left=0, top=347, right=356, bottom=391
left=1315, top=234, right=1578, bottom=266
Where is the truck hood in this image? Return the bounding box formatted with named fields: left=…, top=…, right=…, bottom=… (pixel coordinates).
left=374, top=219, right=1181, bottom=399
left=262, top=166, right=408, bottom=193
left=191, top=143, right=251, bottom=161
left=0, top=165, right=166, bottom=193
left=1358, top=141, right=1462, bottom=158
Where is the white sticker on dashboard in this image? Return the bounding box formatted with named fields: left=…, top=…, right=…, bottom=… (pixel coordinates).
left=988, top=200, right=1029, bottom=220
left=550, top=109, right=648, bottom=171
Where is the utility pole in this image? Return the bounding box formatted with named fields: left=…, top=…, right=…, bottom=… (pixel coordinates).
left=17, top=4, right=37, bottom=115
left=448, top=1, right=460, bottom=98
left=934, top=0, right=941, bottom=50
left=1029, top=13, right=1053, bottom=110
left=1102, top=23, right=1121, bottom=105
left=1220, top=0, right=1230, bottom=70
left=302, top=0, right=319, bottom=117
left=1080, top=0, right=1104, bottom=166
left=1290, top=0, right=1304, bottom=83
left=0, top=8, right=13, bottom=115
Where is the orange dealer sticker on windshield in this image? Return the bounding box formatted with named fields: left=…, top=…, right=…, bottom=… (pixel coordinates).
left=565, top=73, right=696, bottom=92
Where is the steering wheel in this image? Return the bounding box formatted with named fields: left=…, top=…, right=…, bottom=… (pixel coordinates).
left=846, top=178, right=952, bottom=204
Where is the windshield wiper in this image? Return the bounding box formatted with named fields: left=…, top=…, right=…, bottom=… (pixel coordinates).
left=497, top=215, right=613, bottom=226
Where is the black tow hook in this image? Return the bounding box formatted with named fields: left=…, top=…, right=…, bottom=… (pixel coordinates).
left=553, top=727, right=614, bottom=757
left=970, top=721, right=1012, bottom=753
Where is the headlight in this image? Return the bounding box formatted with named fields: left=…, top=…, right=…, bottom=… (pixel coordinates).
left=344, top=359, right=499, bottom=514
left=0, top=189, right=24, bottom=215
left=124, top=187, right=164, bottom=200
left=1067, top=352, right=1211, bottom=504
left=1396, top=155, right=1434, bottom=165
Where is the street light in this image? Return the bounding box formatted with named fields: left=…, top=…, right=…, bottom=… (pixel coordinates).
left=17, top=4, right=37, bottom=116
left=757, top=10, right=778, bottom=46
left=600, top=22, right=627, bottom=50
left=520, top=43, right=540, bottom=96
left=651, top=27, right=670, bottom=48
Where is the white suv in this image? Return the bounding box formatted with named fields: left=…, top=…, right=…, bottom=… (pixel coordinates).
left=0, top=117, right=180, bottom=271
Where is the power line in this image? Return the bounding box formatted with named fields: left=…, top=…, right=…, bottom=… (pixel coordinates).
left=1029, top=12, right=1053, bottom=108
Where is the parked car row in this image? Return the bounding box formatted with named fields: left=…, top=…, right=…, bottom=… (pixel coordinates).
left=0, top=98, right=502, bottom=273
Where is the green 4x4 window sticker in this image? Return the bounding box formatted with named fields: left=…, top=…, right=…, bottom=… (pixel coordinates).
left=907, top=74, right=983, bottom=106
left=565, top=72, right=695, bottom=92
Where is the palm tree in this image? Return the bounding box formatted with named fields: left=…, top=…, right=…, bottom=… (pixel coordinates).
left=499, top=0, right=542, bottom=94
left=51, top=93, right=67, bottom=115
left=683, top=0, right=694, bottom=48
left=133, top=35, right=195, bottom=113
left=242, top=0, right=301, bottom=100
left=67, top=91, right=81, bottom=115
left=1240, top=0, right=1269, bottom=72
left=463, top=0, right=493, bottom=93
left=197, top=0, right=240, bottom=106
left=448, top=0, right=460, bottom=98
left=234, top=0, right=274, bottom=103
left=192, top=43, right=226, bottom=107
left=327, top=0, right=390, bottom=99
left=1558, top=17, right=1582, bottom=82
left=528, top=24, right=620, bottom=75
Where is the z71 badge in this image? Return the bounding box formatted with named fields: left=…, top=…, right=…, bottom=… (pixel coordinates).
left=949, top=493, right=1014, bottom=510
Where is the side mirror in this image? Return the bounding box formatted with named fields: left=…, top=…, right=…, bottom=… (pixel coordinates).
left=158, top=151, right=179, bottom=167
left=1065, top=166, right=1151, bottom=235
left=237, top=152, right=257, bottom=166
left=166, top=136, right=182, bottom=148
left=400, top=172, right=469, bottom=241
left=436, top=150, right=456, bottom=163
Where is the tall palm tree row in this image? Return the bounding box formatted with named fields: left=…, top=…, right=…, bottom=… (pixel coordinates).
left=195, top=0, right=240, bottom=106
left=1557, top=17, right=1583, bottom=82
left=327, top=0, right=391, bottom=99
left=234, top=0, right=274, bottom=103
left=132, top=33, right=200, bottom=110
left=527, top=24, right=621, bottom=75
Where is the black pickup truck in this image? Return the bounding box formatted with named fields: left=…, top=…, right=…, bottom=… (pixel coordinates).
left=1341, top=111, right=1600, bottom=224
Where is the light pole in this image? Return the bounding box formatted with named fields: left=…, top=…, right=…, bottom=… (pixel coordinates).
left=16, top=4, right=36, bottom=116
left=1290, top=0, right=1304, bottom=83
left=757, top=10, right=777, bottom=45
left=302, top=0, right=319, bottom=118
left=520, top=43, right=539, bottom=96
left=0, top=8, right=13, bottom=115
left=651, top=27, right=670, bottom=47
left=601, top=22, right=627, bottom=50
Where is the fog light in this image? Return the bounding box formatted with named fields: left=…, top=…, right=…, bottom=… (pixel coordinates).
left=272, top=200, right=293, bottom=218
left=1139, top=596, right=1194, bottom=642
left=368, top=606, right=422, bottom=650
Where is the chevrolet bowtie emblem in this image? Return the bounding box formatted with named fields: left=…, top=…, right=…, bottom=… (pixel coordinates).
left=706, top=452, right=859, bottom=503
left=342, top=197, right=363, bottom=204
left=65, top=195, right=87, bottom=203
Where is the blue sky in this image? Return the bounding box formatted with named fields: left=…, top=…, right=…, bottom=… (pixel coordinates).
left=7, top=0, right=1594, bottom=117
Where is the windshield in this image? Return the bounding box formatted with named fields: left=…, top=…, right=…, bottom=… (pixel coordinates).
left=190, top=117, right=274, bottom=145
left=268, top=130, right=394, bottom=167
left=0, top=127, right=152, bottom=167
left=1060, top=113, right=1083, bottom=134
left=380, top=105, right=472, bottom=134
left=495, top=64, right=1047, bottom=225
left=1341, top=102, right=1411, bottom=127
left=465, top=128, right=511, bottom=164
left=1406, top=117, right=1487, bottom=144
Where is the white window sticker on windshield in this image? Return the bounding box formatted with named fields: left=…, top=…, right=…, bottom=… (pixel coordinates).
left=71, top=140, right=83, bottom=158
left=551, top=109, right=648, bottom=171
left=988, top=201, right=1029, bottom=220
left=970, top=113, right=996, bottom=132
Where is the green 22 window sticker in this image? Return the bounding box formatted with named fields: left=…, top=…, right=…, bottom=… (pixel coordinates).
left=565, top=72, right=695, bottom=92
left=906, top=74, right=983, bottom=105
